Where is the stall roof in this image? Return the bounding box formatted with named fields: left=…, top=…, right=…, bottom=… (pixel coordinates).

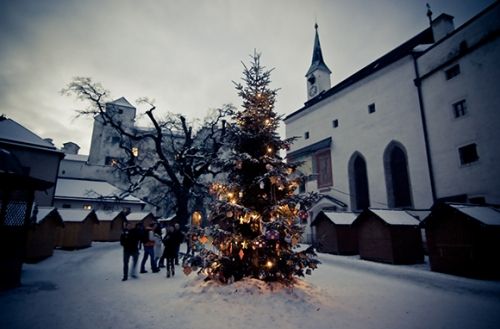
left=450, top=204, right=500, bottom=226
left=95, top=210, right=123, bottom=222
left=314, top=211, right=358, bottom=226
left=126, top=212, right=153, bottom=221
left=369, top=209, right=420, bottom=226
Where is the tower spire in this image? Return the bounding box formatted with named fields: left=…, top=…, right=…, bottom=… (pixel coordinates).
left=306, top=23, right=331, bottom=77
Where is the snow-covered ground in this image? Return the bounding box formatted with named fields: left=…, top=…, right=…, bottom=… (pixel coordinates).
left=1, top=242, right=500, bottom=329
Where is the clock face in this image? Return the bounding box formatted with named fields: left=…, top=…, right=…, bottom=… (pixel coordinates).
left=309, top=85, right=318, bottom=97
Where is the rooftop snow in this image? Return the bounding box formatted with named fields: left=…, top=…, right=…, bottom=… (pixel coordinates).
left=55, top=178, right=142, bottom=203
left=126, top=212, right=152, bottom=221
left=370, top=209, right=420, bottom=226
left=34, top=207, right=57, bottom=224
left=0, top=118, right=57, bottom=150
left=450, top=204, right=500, bottom=226
left=58, top=209, right=94, bottom=222
left=95, top=210, right=122, bottom=221
left=63, top=154, right=89, bottom=162
left=321, top=211, right=358, bottom=225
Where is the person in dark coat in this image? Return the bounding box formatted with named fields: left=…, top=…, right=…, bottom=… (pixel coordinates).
left=162, top=225, right=177, bottom=278
left=120, top=222, right=141, bottom=281
left=172, top=223, right=185, bottom=265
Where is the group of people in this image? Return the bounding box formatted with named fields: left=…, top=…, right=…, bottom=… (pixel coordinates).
left=119, top=221, right=185, bottom=281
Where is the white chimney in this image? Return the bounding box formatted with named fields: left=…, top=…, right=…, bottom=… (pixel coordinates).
left=432, top=13, right=455, bottom=41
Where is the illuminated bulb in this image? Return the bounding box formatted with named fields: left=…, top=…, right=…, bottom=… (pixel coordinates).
left=265, top=260, right=273, bottom=268
left=227, top=192, right=234, bottom=198
left=264, top=119, right=270, bottom=126
left=267, top=147, right=273, bottom=153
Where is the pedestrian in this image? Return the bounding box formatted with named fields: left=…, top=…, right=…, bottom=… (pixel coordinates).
left=120, top=222, right=141, bottom=281
left=153, top=225, right=163, bottom=271
left=140, top=223, right=159, bottom=273
left=162, top=225, right=177, bottom=278
left=172, top=223, right=185, bottom=265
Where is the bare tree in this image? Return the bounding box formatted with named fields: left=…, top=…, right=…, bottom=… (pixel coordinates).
left=62, top=77, right=234, bottom=227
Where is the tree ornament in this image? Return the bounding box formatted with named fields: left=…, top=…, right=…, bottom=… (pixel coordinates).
left=239, top=249, right=245, bottom=260
left=259, top=181, right=265, bottom=189
left=265, top=163, right=273, bottom=171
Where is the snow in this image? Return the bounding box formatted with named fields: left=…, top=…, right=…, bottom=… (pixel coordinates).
left=62, top=153, right=89, bottom=162
left=0, top=118, right=56, bottom=150
left=321, top=211, right=357, bottom=225
left=450, top=204, right=500, bottom=226
left=1, top=243, right=499, bottom=329
left=55, top=178, right=142, bottom=202
left=126, top=211, right=153, bottom=221
left=94, top=210, right=122, bottom=221
left=369, top=208, right=421, bottom=226
left=57, top=209, right=94, bottom=222
left=33, top=207, right=57, bottom=224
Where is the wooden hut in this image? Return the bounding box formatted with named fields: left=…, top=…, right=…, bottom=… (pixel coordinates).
left=93, top=210, right=126, bottom=242
left=25, top=207, right=64, bottom=262
left=55, top=209, right=99, bottom=249
left=126, top=211, right=155, bottom=227
left=353, top=208, right=424, bottom=264
left=421, top=203, right=500, bottom=278
left=311, top=211, right=358, bottom=255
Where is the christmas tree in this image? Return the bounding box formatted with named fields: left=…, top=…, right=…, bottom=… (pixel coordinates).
left=184, top=52, right=319, bottom=285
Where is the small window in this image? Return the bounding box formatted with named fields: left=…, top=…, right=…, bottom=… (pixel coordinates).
left=304, top=131, right=310, bottom=139
left=368, top=103, right=376, bottom=114
left=118, top=109, right=123, bottom=114
left=332, top=119, right=339, bottom=128
left=132, top=147, right=139, bottom=157
left=459, top=143, right=479, bottom=165
left=445, top=64, right=460, bottom=80
left=452, top=99, right=467, bottom=118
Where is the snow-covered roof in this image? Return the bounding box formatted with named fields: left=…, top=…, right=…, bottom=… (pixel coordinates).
left=108, top=97, right=135, bottom=108
left=58, top=209, right=96, bottom=222
left=0, top=118, right=57, bottom=151
left=63, top=154, right=89, bottom=162
left=369, top=209, right=420, bottom=226
left=126, top=212, right=153, bottom=221
left=450, top=204, right=500, bottom=226
left=33, top=207, right=60, bottom=224
left=319, top=211, right=357, bottom=225
left=95, top=210, right=123, bottom=222
left=55, top=178, right=143, bottom=203
left=158, top=215, right=176, bottom=222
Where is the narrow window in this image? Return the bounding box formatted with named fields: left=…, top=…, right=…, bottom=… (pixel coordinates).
left=304, top=131, right=310, bottom=139
left=332, top=119, right=339, bottom=128
left=368, top=103, right=376, bottom=114
left=452, top=99, right=467, bottom=118
left=132, top=147, right=139, bottom=157
left=445, top=64, right=461, bottom=80
left=459, top=143, right=479, bottom=165
left=315, top=149, right=333, bottom=188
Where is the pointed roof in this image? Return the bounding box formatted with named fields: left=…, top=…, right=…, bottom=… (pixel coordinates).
left=0, top=117, right=58, bottom=151
left=306, top=23, right=332, bottom=77
left=108, top=97, right=135, bottom=108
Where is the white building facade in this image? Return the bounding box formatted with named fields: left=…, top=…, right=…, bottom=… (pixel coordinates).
left=285, top=2, right=500, bottom=225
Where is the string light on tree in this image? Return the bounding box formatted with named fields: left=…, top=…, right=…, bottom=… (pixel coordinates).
left=183, top=52, right=320, bottom=285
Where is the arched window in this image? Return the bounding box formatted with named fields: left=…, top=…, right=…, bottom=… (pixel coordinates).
left=384, top=142, right=413, bottom=208
left=348, top=152, right=370, bottom=211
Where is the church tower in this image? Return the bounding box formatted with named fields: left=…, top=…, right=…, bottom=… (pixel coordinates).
left=306, top=23, right=331, bottom=100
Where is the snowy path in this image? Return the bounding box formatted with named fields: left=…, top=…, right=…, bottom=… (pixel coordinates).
left=1, top=242, right=499, bottom=329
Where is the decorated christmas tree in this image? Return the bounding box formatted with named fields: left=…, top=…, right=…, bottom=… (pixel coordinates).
left=184, top=52, right=319, bottom=285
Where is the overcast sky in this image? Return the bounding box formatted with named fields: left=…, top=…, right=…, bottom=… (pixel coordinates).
left=0, top=0, right=495, bottom=154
